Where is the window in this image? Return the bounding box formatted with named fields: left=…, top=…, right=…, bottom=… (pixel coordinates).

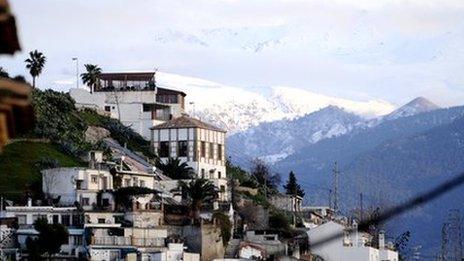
left=73, top=235, right=83, bottom=245
left=102, top=198, right=110, bottom=206
left=201, top=169, right=205, bottom=179
left=159, top=141, right=170, bottom=157
left=142, top=103, right=152, bottom=112
left=218, top=171, right=222, bottom=179
left=156, top=94, right=178, bottom=104
left=140, top=180, right=146, bottom=187
left=178, top=141, right=188, bottom=157
left=133, top=177, right=139, bottom=187
left=98, top=218, right=106, bottom=224
left=209, top=143, right=214, bottom=159
left=76, top=180, right=82, bottom=189
left=200, top=141, right=206, bottom=158
left=62, top=215, right=70, bottom=226
left=220, top=185, right=226, bottom=193
left=91, top=175, right=98, bottom=184
left=72, top=215, right=82, bottom=226
left=81, top=197, right=90, bottom=206
left=104, top=106, right=111, bottom=112
left=218, top=144, right=223, bottom=160
left=101, top=177, right=108, bottom=190
left=53, top=215, right=59, bottom=224
left=124, top=178, right=131, bottom=187
left=17, top=215, right=27, bottom=225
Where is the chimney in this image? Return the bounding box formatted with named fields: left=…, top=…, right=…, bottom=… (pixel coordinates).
left=379, top=230, right=385, bottom=249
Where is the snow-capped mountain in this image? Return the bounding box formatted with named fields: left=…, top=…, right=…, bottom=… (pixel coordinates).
left=155, top=71, right=395, bottom=133
left=383, top=97, right=440, bottom=121
left=227, top=106, right=364, bottom=165
left=227, top=97, right=441, bottom=166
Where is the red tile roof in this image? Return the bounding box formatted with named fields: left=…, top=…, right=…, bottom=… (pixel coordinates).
left=150, top=115, right=226, bottom=132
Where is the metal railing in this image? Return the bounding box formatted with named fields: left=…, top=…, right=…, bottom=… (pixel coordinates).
left=93, top=236, right=165, bottom=247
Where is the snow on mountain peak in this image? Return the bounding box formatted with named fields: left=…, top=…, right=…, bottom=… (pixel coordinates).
left=270, top=86, right=395, bottom=119
left=155, top=71, right=395, bottom=133
left=384, top=97, right=440, bottom=120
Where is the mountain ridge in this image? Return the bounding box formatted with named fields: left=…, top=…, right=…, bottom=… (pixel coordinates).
left=227, top=106, right=363, bottom=166
left=383, top=96, right=440, bottom=121
left=155, top=72, right=395, bottom=133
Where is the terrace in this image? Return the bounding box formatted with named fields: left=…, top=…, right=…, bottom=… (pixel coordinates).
left=95, top=72, right=156, bottom=92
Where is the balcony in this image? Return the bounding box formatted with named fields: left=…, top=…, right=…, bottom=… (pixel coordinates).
left=93, top=236, right=165, bottom=247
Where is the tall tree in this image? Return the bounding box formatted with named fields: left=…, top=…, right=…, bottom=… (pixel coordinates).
left=176, top=178, right=218, bottom=222
left=283, top=171, right=305, bottom=197
left=25, top=50, right=46, bottom=88
left=155, top=157, right=194, bottom=179
left=80, top=64, right=102, bottom=93
left=250, top=158, right=280, bottom=195
left=26, top=217, right=69, bottom=260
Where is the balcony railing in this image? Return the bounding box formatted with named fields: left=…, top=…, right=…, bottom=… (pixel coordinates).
left=93, top=236, right=165, bottom=247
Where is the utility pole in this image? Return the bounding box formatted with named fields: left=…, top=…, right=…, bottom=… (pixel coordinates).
left=441, top=209, right=463, bottom=261
left=264, top=177, right=267, bottom=199
left=328, top=189, right=332, bottom=209
left=332, top=161, right=340, bottom=214
left=360, top=193, right=364, bottom=221
left=72, top=57, right=79, bottom=89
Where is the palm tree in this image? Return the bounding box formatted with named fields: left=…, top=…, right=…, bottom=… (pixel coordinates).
left=176, top=178, right=218, bottom=222
left=25, top=50, right=46, bottom=88
left=155, top=157, right=194, bottom=179
left=80, top=64, right=102, bottom=93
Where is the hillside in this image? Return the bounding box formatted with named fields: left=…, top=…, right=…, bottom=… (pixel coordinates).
left=0, top=89, right=154, bottom=201
left=274, top=105, right=464, bottom=196
left=227, top=106, right=363, bottom=166
left=342, top=115, right=464, bottom=250
left=0, top=141, right=85, bottom=201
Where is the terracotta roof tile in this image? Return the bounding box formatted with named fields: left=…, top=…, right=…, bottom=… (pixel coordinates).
left=150, top=115, right=226, bottom=132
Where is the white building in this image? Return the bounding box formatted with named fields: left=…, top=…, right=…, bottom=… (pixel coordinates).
left=4, top=202, right=85, bottom=257
left=150, top=115, right=229, bottom=201
left=307, top=221, right=398, bottom=261
left=42, top=167, right=114, bottom=210
left=149, top=242, right=200, bottom=261
left=70, top=71, right=186, bottom=139
left=42, top=166, right=162, bottom=210
left=269, top=194, right=303, bottom=212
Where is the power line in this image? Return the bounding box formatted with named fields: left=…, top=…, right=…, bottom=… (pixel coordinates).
left=332, top=161, right=340, bottom=214
left=310, top=171, right=464, bottom=248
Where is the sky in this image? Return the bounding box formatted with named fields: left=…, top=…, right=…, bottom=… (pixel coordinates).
left=2, top=0, right=464, bottom=107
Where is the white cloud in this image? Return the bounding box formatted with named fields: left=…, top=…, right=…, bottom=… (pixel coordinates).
left=1, top=0, right=464, bottom=108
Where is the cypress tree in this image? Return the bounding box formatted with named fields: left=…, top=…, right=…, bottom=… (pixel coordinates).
left=284, top=171, right=305, bottom=197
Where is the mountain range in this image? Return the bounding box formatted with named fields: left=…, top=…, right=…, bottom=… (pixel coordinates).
left=226, top=95, right=464, bottom=251
left=155, top=72, right=395, bottom=133
left=157, top=71, right=461, bottom=251
left=227, top=96, right=441, bottom=167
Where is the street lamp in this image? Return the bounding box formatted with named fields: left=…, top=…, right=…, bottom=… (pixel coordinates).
left=72, top=57, right=79, bottom=88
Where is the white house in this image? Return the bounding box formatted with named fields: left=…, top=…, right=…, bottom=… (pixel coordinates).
left=4, top=202, right=85, bottom=257
left=307, top=221, right=399, bottom=261
left=148, top=242, right=200, bottom=261
left=70, top=71, right=186, bottom=139
left=41, top=167, right=114, bottom=210
left=42, top=166, right=161, bottom=211
left=150, top=115, right=229, bottom=201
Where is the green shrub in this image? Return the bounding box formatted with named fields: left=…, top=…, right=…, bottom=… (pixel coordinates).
left=213, top=212, right=232, bottom=246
